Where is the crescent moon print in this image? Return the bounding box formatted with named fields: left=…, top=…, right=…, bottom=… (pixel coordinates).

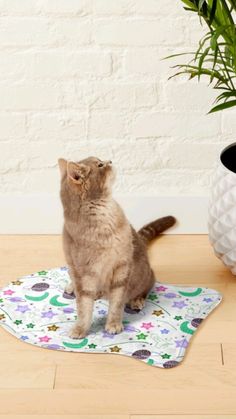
left=0, top=267, right=222, bottom=368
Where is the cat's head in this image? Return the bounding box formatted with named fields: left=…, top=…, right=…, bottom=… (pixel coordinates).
left=58, top=156, right=115, bottom=201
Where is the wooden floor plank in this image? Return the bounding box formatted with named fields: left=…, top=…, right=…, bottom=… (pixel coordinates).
left=0, top=352, right=55, bottom=389
left=148, top=235, right=234, bottom=284
left=131, top=416, right=236, bottom=419
left=0, top=416, right=128, bottom=419
left=0, top=389, right=235, bottom=415
left=0, top=235, right=234, bottom=416
left=54, top=343, right=222, bottom=390
left=221, top=343, right=236, bottom=366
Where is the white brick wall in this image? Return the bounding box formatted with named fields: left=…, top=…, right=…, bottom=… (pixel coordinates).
left=0, top=0, right=233, bottom=198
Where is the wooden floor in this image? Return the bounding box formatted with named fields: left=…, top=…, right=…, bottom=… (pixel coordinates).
left=0, top=234, right=235, bottom=419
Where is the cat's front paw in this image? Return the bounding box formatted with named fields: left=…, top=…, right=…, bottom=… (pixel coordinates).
left=69, top=324, right=87, bottom=339
left=105, top=322, right=124, bottom=334
left=129, top=297, right=145, bottom=310
left=64, top=282, right=74, bottom=295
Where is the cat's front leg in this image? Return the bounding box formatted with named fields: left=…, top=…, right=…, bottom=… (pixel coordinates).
left=64, top=266, right=76, bottom=295
left=69, top=277, right=95, bottom=339
left=105, top=264, right=128, bottom=334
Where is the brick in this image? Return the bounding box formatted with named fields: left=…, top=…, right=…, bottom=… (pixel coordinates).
left=0, top=83, right=62, bottom=110
left=114, top=138, right=162, bottom=170
left=28, top=112, right=87, bottom=141
left=0, top=0, right=87, bottom=17
left=159, top=143, right=224, bottom=169
left=0, top=17, right=54, bottom=46
left=114, top=169, right=213, bottom=194
left=53, top=19, right=91, bottom=45
left=133, top=0, right=183, bottom=16
left=222, top=111, right=236, bottom=138
left=188, top=16, right=207, bottom=46
left=0, top=51, right=111, bottom=79
left=67, top=137, right=161, bottom=171
left=93, top=0, right=135, bottom=15
left=125, top=48, right=164, bottom=76
left=89, top=83, right=158, bottom=109
left=61, top=81, right=91, bottom=109
left=125, top=47, right=191, bottom=79
left=164, top=81, right=218, bottom=112
left=0, top=172, right=27, bottom=193
left=0, top=0, right=41, bottom=15
left=0, top=142, right=27, bottom=173
left=93, top=0, right=182, bottom=16
left=40, top=0, right=92, bottom=16
left=0, top=113, right=26, bottom=139
left=93, top=19, right=184, bottom=46
left=132, top=112, right=221, bottom=139
left=27, top=141, right=69, bottom=169
left=88, top=113, right=128, bottom=138
left=24, top=168, right=60, bottom=193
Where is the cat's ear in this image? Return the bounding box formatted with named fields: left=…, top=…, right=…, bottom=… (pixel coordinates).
left=67, top=162, right=90, bottom=184
left=58, top=158, right=67, bottom=177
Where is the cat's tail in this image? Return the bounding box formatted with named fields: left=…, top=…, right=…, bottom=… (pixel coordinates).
left=138, top=216, right=176, bottom=243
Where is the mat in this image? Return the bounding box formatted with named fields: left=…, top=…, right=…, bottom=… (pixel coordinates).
left=0, top=267, right=222, bottom=368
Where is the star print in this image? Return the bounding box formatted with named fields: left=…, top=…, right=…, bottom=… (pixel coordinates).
left=160, top=328, right=169, bottom=334
left=124, top=324, right=137, bottom=332
left=26, top=323, right=35, bottom=328
left=60, top=266, right=68, bottom=271
left=136, top=333, right=148, bottom=340
left=39, top=336, right=51, bottom=343
left=152, top=310, right=163, bottom=316
left=110, top=346, right=121, bottom=352
left=141, top=322, right=154, bottom=330
left=88, top=343, right=97, bottom=349
left=20, top=335, right=29, bottom=341
left=156, top=285, right=167, bottom=292
left=103, top=331, right=115, bottom=339
left=38, top=270, right=47, bottom=275
left=9, top=297, right=23, bottom=302
left=12, top=280, right=23, bottom=285
left=161, top=353, right=171, bottom=359
left=148, top=294, right=157, bottom=301
left=163, top=292, right=177, bottom=299
left=175, top=338, right=188, bottom=348
left=98, top=309, right=107, bottom=315
left=3, top=289, right=15, bottom=296
left=172, top=301, right=188, bottom=309
left=14, top=320, right=22, bottom=325
left=0, top=314, right=5, bottom=320
left=0, top=298, right=3, bottom=303
left=174, top=315, right=183, bottom=321
left=203, top=297, right=213, bottom=303
left=16, top=304, right=30, bottom=313
left=41, top=310, right=57, bottom=319
left=47, top=325, right=59, bottom=331
left=63, top=307, right=74, bottom=313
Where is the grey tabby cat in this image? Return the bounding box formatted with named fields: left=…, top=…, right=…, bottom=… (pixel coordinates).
left=58, top=157, right=175, bottom=338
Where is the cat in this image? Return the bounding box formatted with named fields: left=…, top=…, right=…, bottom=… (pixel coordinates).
left=58, top=156, right=176, bottom=338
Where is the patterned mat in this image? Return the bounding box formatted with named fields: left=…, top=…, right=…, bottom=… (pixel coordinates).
left=0, top=267, right=222, bottom=368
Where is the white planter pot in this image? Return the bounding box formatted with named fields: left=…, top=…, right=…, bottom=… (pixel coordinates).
left=209, top=143, right=236, bottom=275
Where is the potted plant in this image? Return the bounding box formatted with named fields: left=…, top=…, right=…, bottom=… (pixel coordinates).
left=168, top=0, right=236, bottom=273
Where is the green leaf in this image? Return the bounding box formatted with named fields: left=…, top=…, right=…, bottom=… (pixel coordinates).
left=215, top=90, right=236, bottom=102
left=209, top=0, right=217, bottom=24
left=209, top=99, right=236, bottom=113
left=198, top=46, right=210, bottom=80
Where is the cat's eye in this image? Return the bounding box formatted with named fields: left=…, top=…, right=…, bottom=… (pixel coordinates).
left=98, top=162, right=104, bottom=168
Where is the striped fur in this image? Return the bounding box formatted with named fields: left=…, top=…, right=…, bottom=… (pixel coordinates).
left=138, top=216, right=176, bottom=243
